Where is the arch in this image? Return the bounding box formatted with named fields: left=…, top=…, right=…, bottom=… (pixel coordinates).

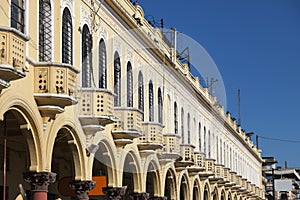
left=145, top=160, right=161, bottom=198
left=211, top=186, right=218, bottom=200
left=192, top=177, right=201, bottom=200
left=121, top=151, right=141, bottom=197
left=62, top=7, right=73, bottom=64
left=39, top=0, right=52, bottom=62
left=81, top=24, right=93, bottom=88
left=179, top=173, right=189, bottom=200
left=46, top=116, right=86, bottom=180
left=203, top=183, right=211, bottom=200
left=220, top=189, right=226, bottom=200
left=114, top=51, right=121, bottom=106
left=162, top=165, right=177, bottom=200
left=127, top=62, right=133, bottom=107
left=99, top=38, right=107, bottom=88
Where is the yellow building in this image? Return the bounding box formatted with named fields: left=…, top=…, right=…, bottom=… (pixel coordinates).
left=0, top=0, right=264, bottom=200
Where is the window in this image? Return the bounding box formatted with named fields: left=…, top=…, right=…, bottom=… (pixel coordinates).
left=158, top=88, right=163, bottom=124
left=208, top=130, right=211, bottom=158
left=149, top=81, right=154, bottom=121
left=99, top=39, right=107, bottom=88
left=181, top=108, right=184, bottom=143
left=81, top=25, right=92, bottom=87
left=174, top=102, right=178, bottom=134
left=138, top=71, right=144, bottom=114
left=114, top=52, right=121, bottom=106
left=127, top=62, right=133, bottom=107
left=11, top=0, right=25, bottom=33
left=198, top=123, right=201, bottom=151
left=216, top=136, right=219, bottom=163
left=203, top=127, right=206, bottom=154
left=187, top=113, right=190, bottom=144
left=39, top=0, right=51, bottom=62
left=62, top=8, right=73, bottom=64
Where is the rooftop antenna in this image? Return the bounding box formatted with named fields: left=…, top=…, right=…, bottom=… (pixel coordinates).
left=238, top=88, right=241, bottom=126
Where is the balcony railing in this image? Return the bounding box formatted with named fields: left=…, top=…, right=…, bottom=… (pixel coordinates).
left=159, top=133, right=181, bottom=160
left=112, top=107, right=143, bottom=146
left=33, top=62, right=79, bottom=118
left=187, top=152, right=206, bottom=174
left=77, top=88, right=115, bottom=127
left=138, top=122, right=164, bottom=151
left=0, top=27, right=29, bottom=91
left=175, top=144, right=195, bottom=169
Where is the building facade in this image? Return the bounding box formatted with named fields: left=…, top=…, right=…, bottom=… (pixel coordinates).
left=0, top=0, right=264, bottom=199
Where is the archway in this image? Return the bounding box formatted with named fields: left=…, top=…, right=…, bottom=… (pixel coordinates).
left=192, top=180, right=200, bottom=200
left=164, top=169, right=176, bottom=200
left=212, top=188, right=218, bottom=200
left=179, top=175, right=189, bottom=200
left=146, top=163, right=158, bottom=198
left=228, top=192, right=232, bottom=200
left=49, top=127, right=79, bottom=199
left=203, top=185, right=209, bottom=200
left=122, top=152, right=138, bottom=199
left=0, top=110, right=37, bottom=199
left=92, top=141, right=115, bottom=199
left=220, top=190, right=225, bottom=200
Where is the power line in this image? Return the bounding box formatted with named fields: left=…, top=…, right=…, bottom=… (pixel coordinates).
left=258, top=135, right=300, bottom=143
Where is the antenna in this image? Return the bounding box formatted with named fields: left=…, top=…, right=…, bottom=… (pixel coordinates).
left=238, top=88, right=241, bottom=126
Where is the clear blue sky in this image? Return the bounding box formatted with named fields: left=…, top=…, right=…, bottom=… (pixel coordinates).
left=139, top=0, right=300, bottom=167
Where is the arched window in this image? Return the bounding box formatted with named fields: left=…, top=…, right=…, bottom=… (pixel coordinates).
left=181, top=108, right=184, bottom=143
left=62, top=8, right=73, bottom=64
left=187, top=113, right=190, bottom=144
left=114, top=52, right=121, bottom=106
left=11, top=0, right=25, bottom=33
left=81, top=25, right=92, bottom=87
left=204, top=127, right=206, bottom=154
left=208, top=130, right=211, bottom=158
left=149, top=81, right=154, bottom=121
left=174, top=102, right=178, bottom=134
left=220, top=139, right=223, bottom=164
left=99, top=39, right=107, bottom=88
left=216, top=136, right=219, bottom=163
left=158, top=88, right=163, bottom=124
left=39, top=0, right=51, bottom=62
left=138, top=71, right=144, bottom=114
left=198, top=123, right=201, bottom=151
left=127, top=62, right=133, bottom=107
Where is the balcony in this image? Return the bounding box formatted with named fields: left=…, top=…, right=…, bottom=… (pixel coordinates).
left=225, top=171, right=237, bottom=188
left=199, top=159, right=215, bottom=178
left=112, top=107, right=143, bottom=147
left=0, top=27, right=29, bottom=91
left=187, top=152, right=206, bottom=174
left=138, top=122, right=164, bottom=153
left=33, top=63, right=79, bottom=118
left=209, top=164, right=225, bottom=183
left=175, top=144, right=195, bottom=170
left=159, top=133, right=181, bottom=161
left=77, top=88, right=115, bottom=131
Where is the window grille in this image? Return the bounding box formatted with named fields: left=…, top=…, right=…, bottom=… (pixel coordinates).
left=114, top=52, right=121, bottom=106
left=127, top=62, right=133, bottom=107
left=198, top=123, right=201, bottom=151
left=62, top=8, right=73, bottom=64
left=149, top=81, right=154, bottom=121
left=138, top=71, right=144, bottom=115
left=158, top=88, right=163, bottom=124
left=39, top=0, right=52, bottom=62
left=81, top=25, right=92, bottom=87
left=99, top=39, right=107, bottom=88
left=187, top=113, right=190, bottom=144
left=174, top=102, right=178, bottom=134
left=181, top=108, right=184, bottom=143
left=11, top=0, right=25, bottom=33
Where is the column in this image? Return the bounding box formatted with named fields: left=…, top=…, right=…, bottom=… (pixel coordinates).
left=103, top=186, right=127, bottom=200
left=69, top=180, right=95, bottom=200
left=24, top=171, right=56, bottom=200
left=129, top=192, right=149, bottom=200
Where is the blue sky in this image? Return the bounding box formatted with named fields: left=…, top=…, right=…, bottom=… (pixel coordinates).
left=139, top=0, right=300, bottom=167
